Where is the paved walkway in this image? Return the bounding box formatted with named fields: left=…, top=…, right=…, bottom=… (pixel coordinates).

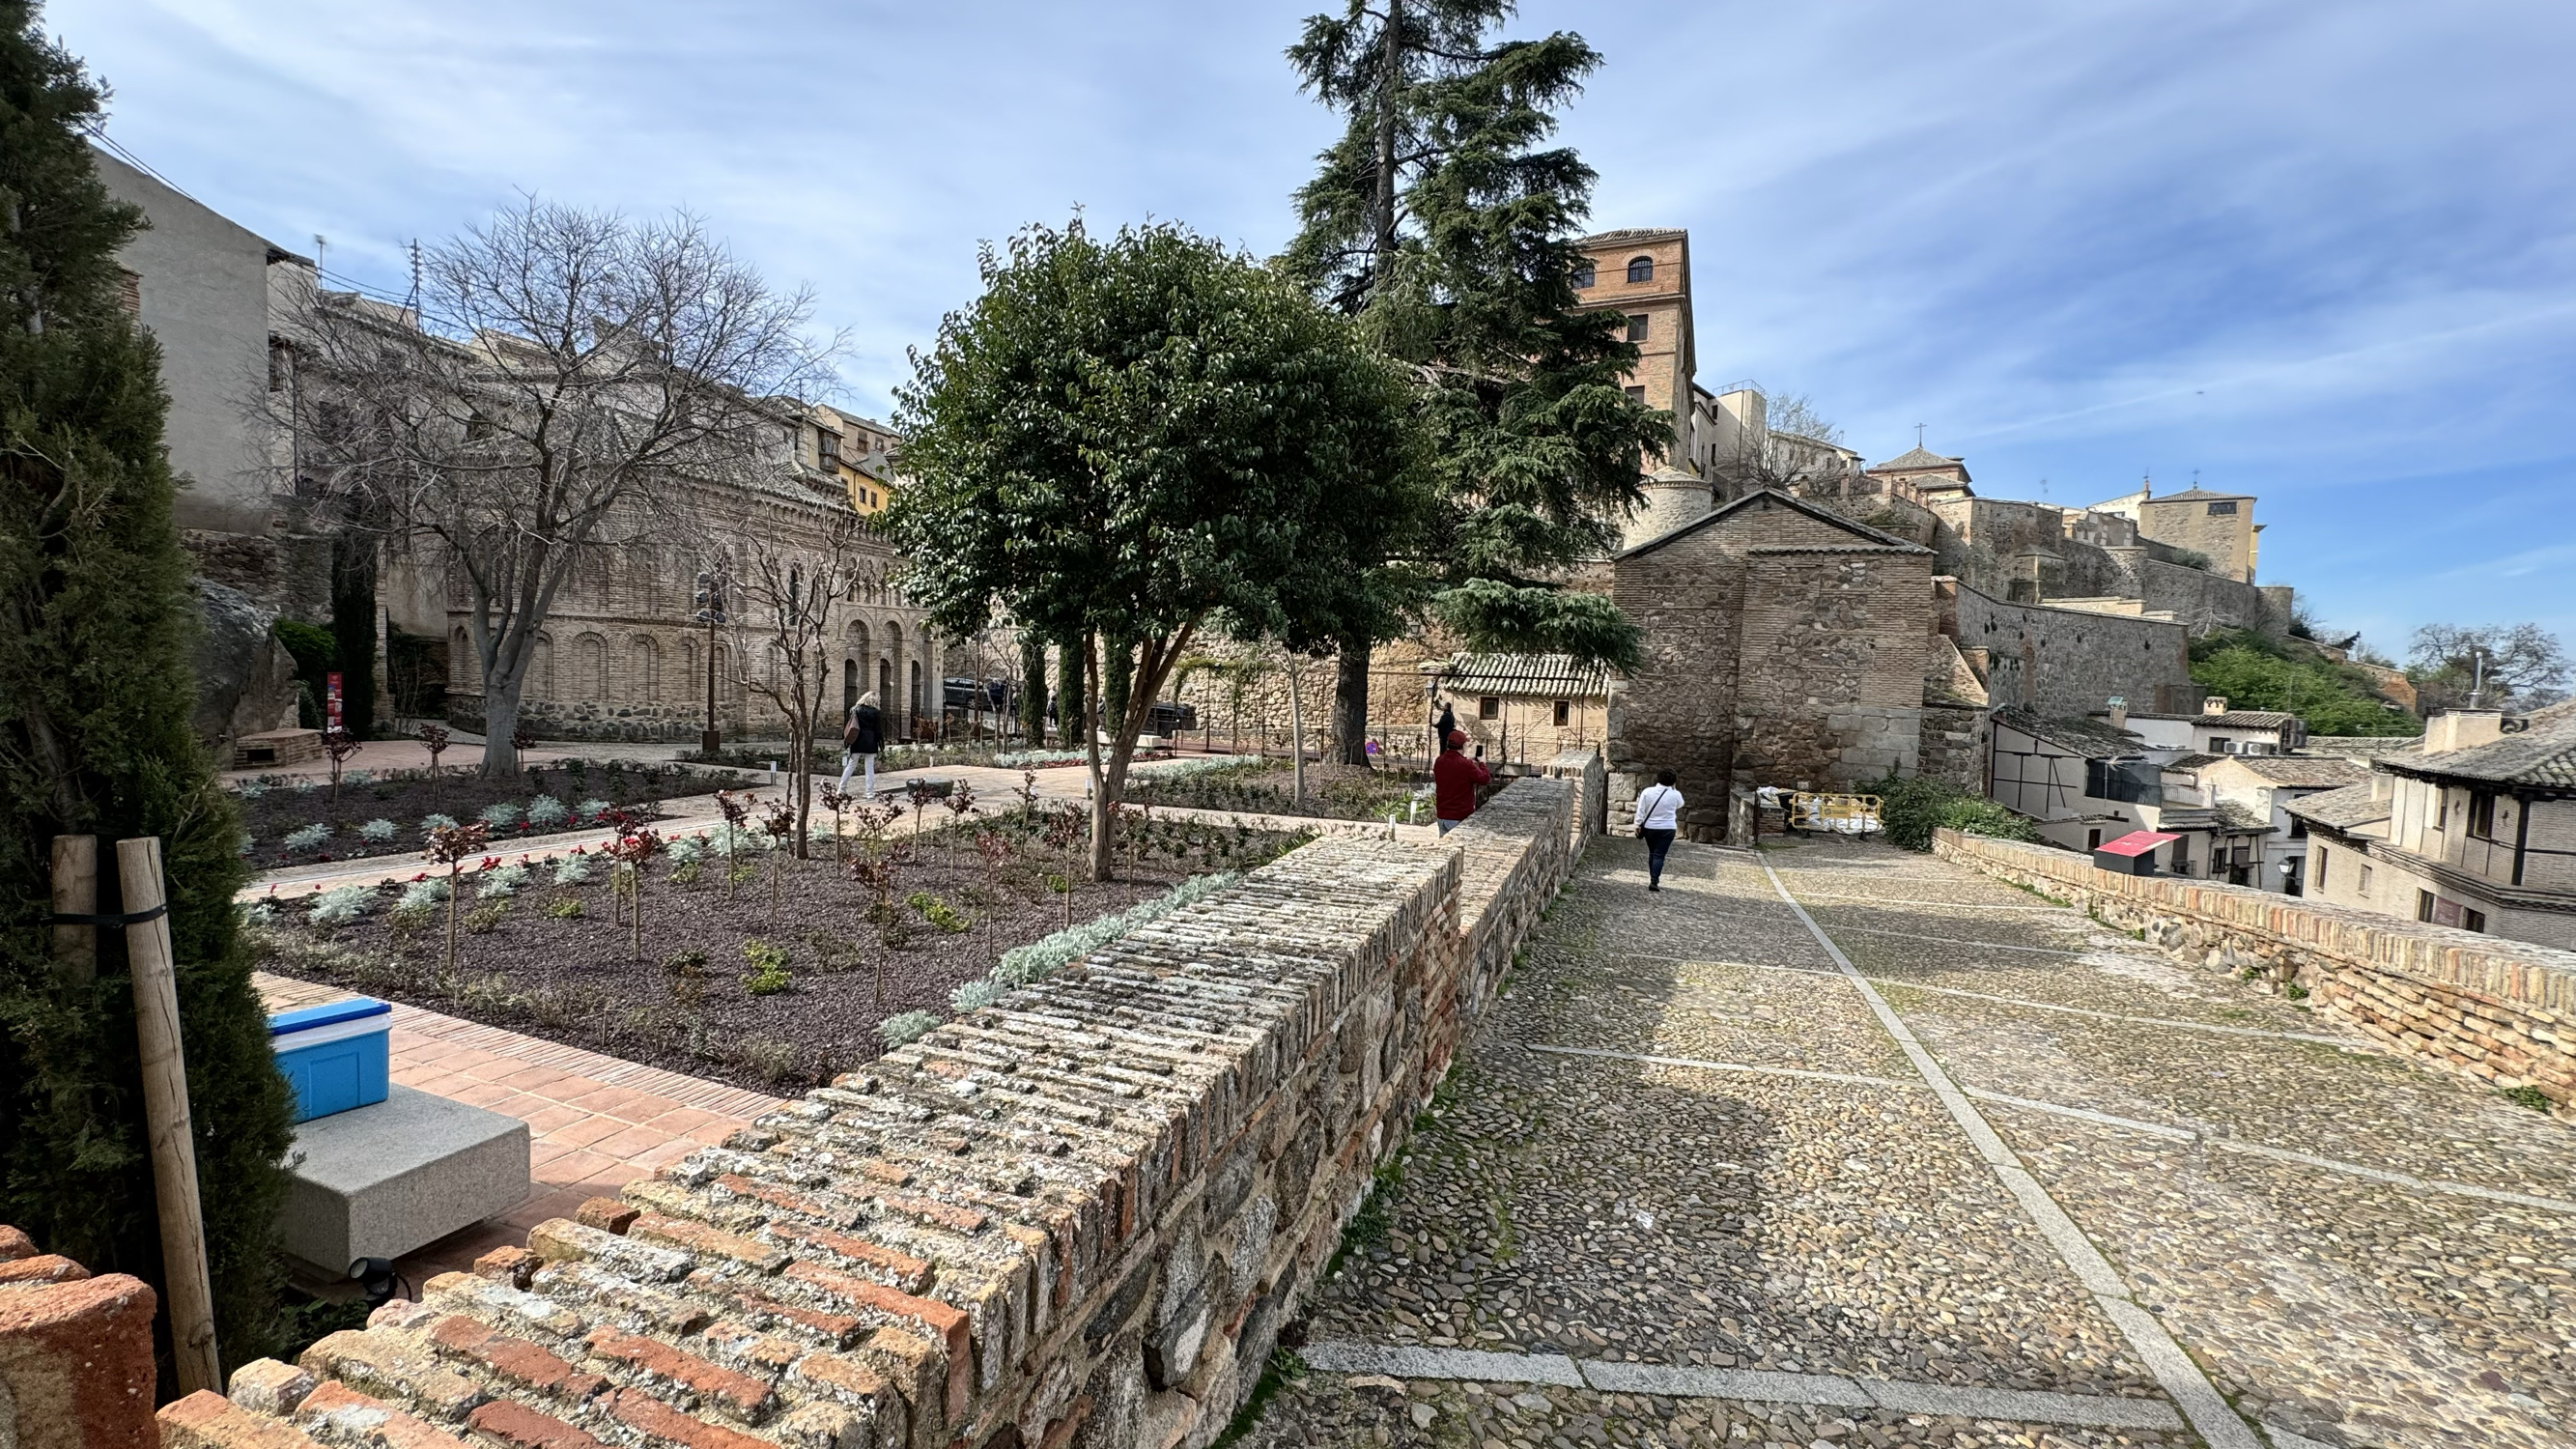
left=255, top=974, right=788, bottom=1289
left=1247, top=834, right=2576, bottom=1449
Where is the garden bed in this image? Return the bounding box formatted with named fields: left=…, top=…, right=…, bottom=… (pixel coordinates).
left=1121, top=757, right=1449, bottom=823
left=247, top=809, right=1307, bottom=1094
left=233, top=759, right=727, bottom=870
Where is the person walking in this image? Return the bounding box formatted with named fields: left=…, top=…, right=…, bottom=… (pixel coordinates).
left=1432, top=728, right=1489, bottom=836
left=1633, top=768, right=1684, bottom=892
left=838, top=691, right=884, bottom=799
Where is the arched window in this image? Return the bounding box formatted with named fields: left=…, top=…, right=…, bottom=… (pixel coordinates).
left=450, top=627, right=476, bottom=691
left=1627, top=255, right=1654, bottom=283
left=844, top=658, right=859, bottom=712
left=574, top=633, right=608, bottom=701
left=1571, top=260, right=1595, bottom=289
left=632, top=635, right=660, bottom=704
left=679, top=636, right=697, bottom=696
left=530, top=634, right=554, bottom=700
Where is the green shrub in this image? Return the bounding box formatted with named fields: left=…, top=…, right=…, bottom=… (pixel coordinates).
left=741, top=940, right=792, bottom=995
left=1873, top=774, right=2039, bottom=852
left=542, top=897, right=583, bottom=920
left=464, top=902, right=508, bottom=934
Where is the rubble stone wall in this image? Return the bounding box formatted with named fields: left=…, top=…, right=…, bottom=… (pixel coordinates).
left=1939, top=578, right=2197, bottom=718
left=1934, top=831, right=2576, bottom=1111
left=158, top=775, right=1597, bottom=1449
left=0, top=1225, right=161, bottom=1449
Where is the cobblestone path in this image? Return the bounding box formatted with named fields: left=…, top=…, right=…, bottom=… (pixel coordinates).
left=1244, top=834, right=2575, bottom=1449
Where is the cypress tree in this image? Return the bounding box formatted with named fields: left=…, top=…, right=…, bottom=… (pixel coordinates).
left=1287, top=1, right=1667, bottom=760
left=0, top=1, right=295, bottom=1386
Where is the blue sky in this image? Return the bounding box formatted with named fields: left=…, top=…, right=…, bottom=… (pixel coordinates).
left=55, top=0, right=2576, bottom=656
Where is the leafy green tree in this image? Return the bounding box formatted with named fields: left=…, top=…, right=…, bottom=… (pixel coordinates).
left=2188, top=631, right=2421, bottom=737
left=890, top=220, right=1427, bottom=878
left=0, top=3, right=294, bottom=1384
left=1287, top=0, right=1668, bottom=761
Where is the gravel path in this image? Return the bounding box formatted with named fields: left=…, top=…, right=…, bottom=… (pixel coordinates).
left=1242, top=833, right=2575, bottom=1449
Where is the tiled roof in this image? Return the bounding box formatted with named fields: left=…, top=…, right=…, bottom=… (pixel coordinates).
left=1434, top=653, right=1607, bottom=698
left=2164, top=753, right=2225, bottom=772
left=2220, top=754, right=2372, bottom=787
left=2383, top=708, right=2576, bottom=790
left=2197, top=711, right=2300, bottom=729
left=2149, top=487, right=2252, bottom=501
left=1867, top=446, right=1967, bottom=473
left=2301, top=735, right=2422, bottom=759
left=2213, top=802, right=2274, bottom=833
left=2282, top=781, right=2391, bottom=830
left=1993, top=706, right=2145, bottom=760
left=2155, top=802, right=2274, bottom=835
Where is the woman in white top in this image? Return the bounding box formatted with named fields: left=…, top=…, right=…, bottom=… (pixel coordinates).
left=1632, top=769, right=1684, bottom=893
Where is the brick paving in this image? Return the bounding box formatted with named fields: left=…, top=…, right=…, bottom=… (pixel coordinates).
left=1246, top=833, right=2576, bottom=1449
left=254, top=973, right=788, bottom=1287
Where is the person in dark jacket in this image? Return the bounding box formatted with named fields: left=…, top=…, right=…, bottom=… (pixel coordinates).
left=1431, top=696, right=1457, bottom=765
left=1432, top=728, right=1489, bottom=835
left=838, top=691, right=884, bottom=798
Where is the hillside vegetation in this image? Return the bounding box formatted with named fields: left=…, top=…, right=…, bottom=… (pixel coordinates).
left=2188, top=630, right=2420, bottom=736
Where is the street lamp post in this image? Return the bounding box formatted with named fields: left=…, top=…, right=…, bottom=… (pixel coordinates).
left=694, top=570, right=726, bottom=758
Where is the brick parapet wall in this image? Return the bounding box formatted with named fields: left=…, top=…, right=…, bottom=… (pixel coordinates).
left=0, top=1224, right=161, bottom=1449
left=161, top=776, right=1594, bottom=1449
left=1934, top=831, right=2576, bottom=1110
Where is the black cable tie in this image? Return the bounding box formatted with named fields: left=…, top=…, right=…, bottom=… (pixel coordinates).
left=46, top=904, right=170, bottom=927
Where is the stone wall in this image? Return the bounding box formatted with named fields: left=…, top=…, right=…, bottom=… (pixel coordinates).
left=159, top=776, right=1597, bottom=1449
left=1933, top=831, right=2575, bottom=1111
left=0, top=1224, right=161, bottom=1449
left=1938, top=578, right=2197, bottom=719
left=2117, top=554, right=2284, bottom=634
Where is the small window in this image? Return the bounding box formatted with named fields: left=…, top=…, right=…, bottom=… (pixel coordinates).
left=2086, top=828, right=2102, bottom=850
left=2467, top=791, right=2496, bottom=839
left=1478, top=696, right=1500, bottom=720
left=1627, top=255, right=1654, bottom=283
left=1571, top=261, right=1595, bottom=289
left=2169, top=838, right=2191, bottom=875
left=1627, top=313, right=1649, bottom=342
left=2417, top=889, right=2436, bottom=923
left=2359, top=864, right=2372, bottom=895
left=818, top=430, right=841, bottom=467
left=1552, top=699, right=1570, bottom=727
left=2208, top=737, right=2233, bottom=753
left=2207, top=500, right=2237, bottom=516
left=2436, top=791, right=2449, bottom=828
left=2313, top=847, right=2328, bottom=888
left=1624, top=385, right=1646, bottom=402
left=2464, top=908, right=2487, bottom=933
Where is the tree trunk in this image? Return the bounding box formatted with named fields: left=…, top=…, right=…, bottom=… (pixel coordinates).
left=1020, top=636, right=1048, bottom=744
left=1372, top=0, right=1404, bottom=292
left=1332, top=634, right=1372, bottom=765
left=479, top=671, right=524, bottom=776
left=330, top=533, right=379, bottom=741
left=1288, top=655, right=1308, bottom=810
left=1103, top=637, right=1133, bottom=750
left=791, top=710, right=812, bottom=860
left=1057, top=639, right=1085, bottom=751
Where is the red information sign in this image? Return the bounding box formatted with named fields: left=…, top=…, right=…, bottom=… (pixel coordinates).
left=326, top=670, right=343, bottom=729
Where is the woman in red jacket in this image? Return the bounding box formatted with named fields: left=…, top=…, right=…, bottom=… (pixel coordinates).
left=1432, top=729, right=1489, bottom=835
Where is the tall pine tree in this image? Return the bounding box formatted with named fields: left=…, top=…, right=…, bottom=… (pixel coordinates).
left=0, top=1, right=295, bottom=1386
left=1287, top=0, right=1665, bottom=761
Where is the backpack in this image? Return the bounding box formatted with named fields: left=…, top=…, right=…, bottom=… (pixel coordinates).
left=842, top=716, right=861, bottom=749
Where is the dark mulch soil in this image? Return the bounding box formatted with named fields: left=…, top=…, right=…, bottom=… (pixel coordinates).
left=250, top=814, right=1302, bottom=1094
left=234, top=760, right=734, bottom=871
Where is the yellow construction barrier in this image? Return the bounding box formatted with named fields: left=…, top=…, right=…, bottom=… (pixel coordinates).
left=1788, top=791, right=1882, bottom=836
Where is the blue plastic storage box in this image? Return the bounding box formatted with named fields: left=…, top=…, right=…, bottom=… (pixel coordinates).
left=269, top=996, right=392, bottom=1123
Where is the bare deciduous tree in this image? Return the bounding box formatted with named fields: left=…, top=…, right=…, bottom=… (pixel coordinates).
left=2409, top=622, right=2570, bottom=711
left=723, top=510, right=868, bottom=858
left=275, top=200, right=835, bottom=775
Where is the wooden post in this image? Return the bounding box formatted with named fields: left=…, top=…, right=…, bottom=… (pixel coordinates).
left=50, top=834, right=97, bottom=986
left=115, top=836, right=222, bottom=1396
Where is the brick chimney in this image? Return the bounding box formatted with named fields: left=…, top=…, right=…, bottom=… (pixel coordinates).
left=2107, top=696, right=2129, bottom=731
left=2422, top=709, right=2504, bottom=755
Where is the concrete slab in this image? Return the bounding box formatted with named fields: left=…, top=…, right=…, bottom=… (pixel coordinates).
left=277, top=1086, right=529, bottom=1274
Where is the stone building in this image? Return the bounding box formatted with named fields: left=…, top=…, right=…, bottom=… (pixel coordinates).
left=437, top=406, right=948, bottom=745
left=1609, top=488, right=1936, bottom=838
left=2090, top=479, right=2262, bottom=582
left=1430, top=653, right=1609, bottom=765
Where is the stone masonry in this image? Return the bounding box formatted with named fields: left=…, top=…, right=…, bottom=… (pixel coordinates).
left=0, top=1224, right=161, bottom=1449
left=140, top=758, right=1602, bottom=1449
left=1935, top=831, right=2576, bottom=1110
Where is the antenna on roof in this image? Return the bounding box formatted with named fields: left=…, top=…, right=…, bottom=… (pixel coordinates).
left=313, top=235, right=326, bottom=273
left=405, top=239, right=422, bottom=324
left=1914, top=423, right=1927, bottom=449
